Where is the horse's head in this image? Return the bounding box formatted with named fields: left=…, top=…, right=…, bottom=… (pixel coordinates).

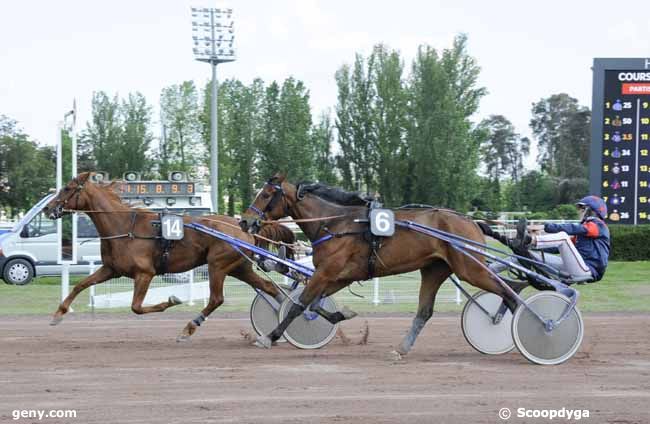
left=43, top=172, right=95, bottom=219
left=240, top=173, right=293, bottom=234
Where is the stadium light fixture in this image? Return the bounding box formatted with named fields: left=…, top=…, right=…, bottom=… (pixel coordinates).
left=191, top=6, right=236, bottom=213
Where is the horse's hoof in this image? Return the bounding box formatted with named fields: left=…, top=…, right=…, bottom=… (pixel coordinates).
left=389, top=350, right=404, bottom=361
left=254, top=336, right=273, bottom=349
left=50, top=316, right=63, bottom=326
left=340, top=306, right=358, bottom=320
left=176, top=335, right=191, bottom=343
left=168, top=296, right=183, bottom=306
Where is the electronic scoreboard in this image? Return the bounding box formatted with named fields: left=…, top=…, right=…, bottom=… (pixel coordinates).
left=591, top=58, right=650, bottom=225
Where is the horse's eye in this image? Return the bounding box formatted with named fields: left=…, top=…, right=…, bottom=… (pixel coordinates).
left=261, top=192, right=271, bottom=199
left=63, top=187, right=70, bottom=192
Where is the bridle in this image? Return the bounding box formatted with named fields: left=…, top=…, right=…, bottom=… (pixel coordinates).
left=49, top=178, right=86, bottom=219
left=247, top=181, right=287, bottom=220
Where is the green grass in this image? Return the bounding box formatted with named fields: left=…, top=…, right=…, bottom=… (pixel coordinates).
left=0, top=261, right=648, bottom=316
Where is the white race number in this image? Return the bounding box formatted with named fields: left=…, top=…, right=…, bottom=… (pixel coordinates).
left=370, top=209, right=395, bottom=237
left=161, top=215, right=184, bottom=240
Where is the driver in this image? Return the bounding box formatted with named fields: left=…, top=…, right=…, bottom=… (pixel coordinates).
left=509, top=196, right=611, bottom=282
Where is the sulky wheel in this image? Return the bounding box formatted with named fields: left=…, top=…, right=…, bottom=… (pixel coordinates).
left=511, top=291, right=584, bottom=365
left=278, top=286, right=339, bottom=349
left=461, top=291, right=515, bottom=355
left=249, top=284, right=291, bottom=343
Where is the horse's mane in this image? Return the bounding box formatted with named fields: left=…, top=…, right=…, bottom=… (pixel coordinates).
left=297, top=182, right=374, bottom=206
left=93, top=181, right=126, bottom=204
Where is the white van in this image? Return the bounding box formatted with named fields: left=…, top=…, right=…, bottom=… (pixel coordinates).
left=0, top=177, right=212, bottom=285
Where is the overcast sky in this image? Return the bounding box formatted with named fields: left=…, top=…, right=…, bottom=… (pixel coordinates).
left=1, top=0, right=649, bottom=166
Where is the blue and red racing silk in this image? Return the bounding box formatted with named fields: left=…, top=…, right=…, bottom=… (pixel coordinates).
left=543, top=217, right=611, bottom=281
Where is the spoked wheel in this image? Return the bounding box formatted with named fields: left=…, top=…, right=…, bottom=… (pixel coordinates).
left=278, top=286, right=339, bottom=349
left=249, top=284, right=291, bottom=343
left=511, top=291, right=584, bottom=365
left=461, top=291, right=514, bottom=355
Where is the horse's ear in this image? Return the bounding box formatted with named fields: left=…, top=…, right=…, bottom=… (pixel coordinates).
left=270, top=172, right=286, bottom=183
left=78, top=172, right=92, bottom=184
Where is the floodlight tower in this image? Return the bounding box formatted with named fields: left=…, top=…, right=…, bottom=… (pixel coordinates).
left=191, top=6, right=236, bottom=213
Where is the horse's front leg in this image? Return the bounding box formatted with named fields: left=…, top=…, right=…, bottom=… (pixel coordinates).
left=50, top=265, right=116, bottom=325
left=309, top=279, right=358, bottom=324
left=130, top=272, right=182, bottom=314
left=254, top=269, right=335, bottom=349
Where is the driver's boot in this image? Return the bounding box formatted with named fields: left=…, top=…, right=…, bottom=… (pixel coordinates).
left=274, top=245, right=290, bottom=274
left=509, top=218, right=533, bottom=255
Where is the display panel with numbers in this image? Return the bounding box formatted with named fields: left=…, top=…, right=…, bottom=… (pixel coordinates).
left=591, top=59, right=650, bottom=225
left=116, top=182, right=195, bottom=197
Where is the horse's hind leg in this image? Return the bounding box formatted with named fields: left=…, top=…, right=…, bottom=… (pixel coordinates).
left=178, top=264, right=227, bottom=342
left=130, top=273, right=181, bottom=314
left=50, top=265, right=116, bottom=325
left=393, top=262, right=451, bottom=358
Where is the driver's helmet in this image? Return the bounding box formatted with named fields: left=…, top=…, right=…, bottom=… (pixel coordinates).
left=576, top=195, right=607, bottom=220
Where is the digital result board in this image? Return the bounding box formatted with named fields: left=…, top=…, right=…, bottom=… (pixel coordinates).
left=591, top=58, right=650, bottom=225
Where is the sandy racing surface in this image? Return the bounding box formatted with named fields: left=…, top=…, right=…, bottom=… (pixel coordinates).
left=1, top=313, right=649, bottom=424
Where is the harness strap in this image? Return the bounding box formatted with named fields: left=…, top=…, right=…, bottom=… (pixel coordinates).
left=311, top=234, right=334, bottom=247
left=157, top=212, right=173, bottom=274
left=367, top=231, right=381, bottom=280
left=249, top=205, right=265, bottom=218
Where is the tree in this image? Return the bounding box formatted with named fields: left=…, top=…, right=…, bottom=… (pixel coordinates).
left=530, top=93, right=591, bottom=179
left=370, top=44, right=408, bottom=205
left=334, top=64, right=355, bottom=188
left=79, top=91, right=122, bottom=177
left=478, top=115, right=530, bottom=182
left=159, top=81, right=202, bottom=177
left=257, top=81, right=282, bottom=180
left=334, top=54, right=377, bottom=192
left=404, top=34, right=487, bottom=208
left=0, top=115, right=54, bottom=216
left=471, top=176, right=502, bottom=212
left=120, top=92, right=153, bottom=176
left=277, top=77, right=313, bottom=181
left=478, top=115, right=530, bottom=209
left=211, top=78, right=264, bottom=214
left=310, top=111, right=338, bottom=185
left=516, top=171, right=558, bottom=212
left=257, top=77, right=313, bottom=182
left=79, top=91, right=153, bottom=178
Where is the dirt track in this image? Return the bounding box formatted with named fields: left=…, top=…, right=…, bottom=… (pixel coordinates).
left=0, top=313, right=648, bottom=424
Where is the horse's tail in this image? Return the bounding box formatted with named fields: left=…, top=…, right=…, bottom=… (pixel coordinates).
left=256, top=223, right=296, bottom=259
left=476, top=221, right=510, bottom=247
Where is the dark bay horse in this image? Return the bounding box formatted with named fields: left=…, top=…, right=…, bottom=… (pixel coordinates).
left=43, top=172, right=281, bottom=341
left=240, top=174, right=515, bottom=356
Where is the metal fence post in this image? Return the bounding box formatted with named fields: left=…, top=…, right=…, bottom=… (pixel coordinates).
left=188, top=269, right=195, bottom=306
left=372, top=277, right=380, bottom=305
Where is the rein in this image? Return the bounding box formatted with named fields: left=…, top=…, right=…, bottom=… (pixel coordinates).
left=63, top=209, right=158, bottom=241
left=62, top=208, right=304, bottom=249
left=258, top=215, right=347, bottom=225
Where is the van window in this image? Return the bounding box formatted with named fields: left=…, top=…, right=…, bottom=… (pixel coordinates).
left=78, top=215, right=99, bottom=238
left=22, top=213, right=57, bottom=238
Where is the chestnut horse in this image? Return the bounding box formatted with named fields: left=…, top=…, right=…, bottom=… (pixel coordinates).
left=43, top=172, right=281, bottom=341
left=240, top=174, right=516, bottom=356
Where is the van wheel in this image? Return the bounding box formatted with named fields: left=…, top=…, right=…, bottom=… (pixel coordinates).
left=3, top=259, right=35, bottom=285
